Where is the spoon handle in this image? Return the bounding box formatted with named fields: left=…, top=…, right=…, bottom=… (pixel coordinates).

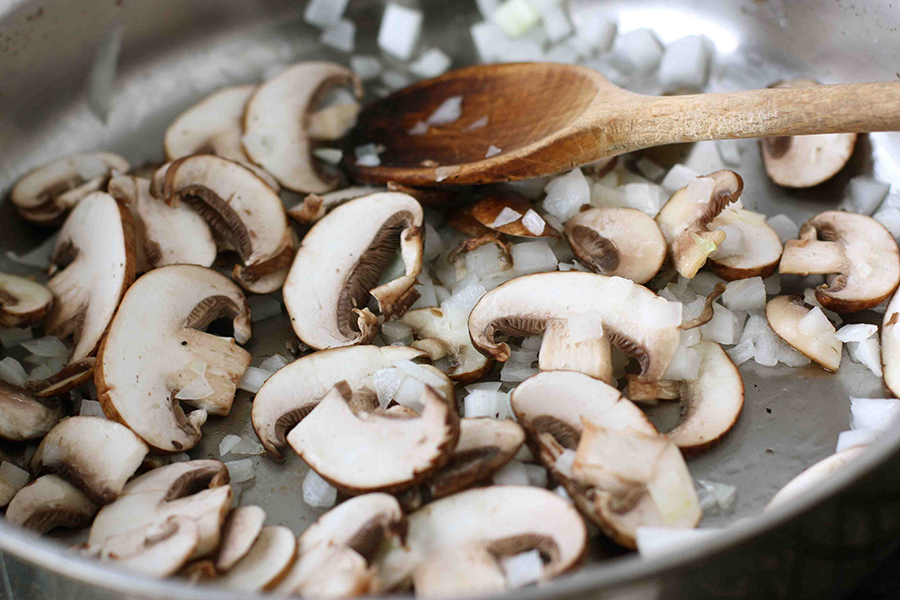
left=623, top=82, right=900, bottom=151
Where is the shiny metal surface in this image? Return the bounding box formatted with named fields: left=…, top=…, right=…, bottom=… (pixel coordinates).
left=1, top=0, right=899, bottom=598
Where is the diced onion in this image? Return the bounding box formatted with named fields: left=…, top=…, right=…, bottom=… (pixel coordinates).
left=302, top=469, right=337, bottom=508
left=219, top=434, right=242, bottom=457
left=225, top=459, right=255, bottom=484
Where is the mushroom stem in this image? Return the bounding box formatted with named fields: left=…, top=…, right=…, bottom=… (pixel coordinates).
left=779, top=240, right=847, bottom=275
left=539, top=321, right=613, bottom=383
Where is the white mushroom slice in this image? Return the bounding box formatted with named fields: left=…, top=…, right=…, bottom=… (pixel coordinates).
left=284, top=192, right=424, bottom=350
left=779, top=211, right=900, bottom=313
left=96, top=265, right=252, bottom=452
left=216, top=505, right=266, bottom=572
left=376, top=485, right=587, bottom=592
left=163, top=85, right=280, bottom=191
left=412, top=544, right=507, bottom=599
left=766, top=295, right=842, bottom=371
left=287, top=381, right=459, bottom=494
left=217, top=525, right=298, bottom=592
left=45, top=192, right=136, bottom=363
left=399, top=308, right=492, bottom=382
left=565, top=208, right=666, bottom=284
left=467, top=272, right=681, bottom=383
left=299, top=493, right=405, bottom=559
left=242, top=62, right=362, bottom=193
left=0, top=273, right=53, bottom=328
left=108, top=175, right=216, bottom=270
left=760, top=80, right=857, bottom=188
left=252, top=345, right=451, bottom=458
left=6, top=474, right=97, bottom=533
left=655, top=170, right=743, bottom=279
left=882, top=292, right=900, bottom=398
left=29, top=416, right=149, bottom=504
left=235, top=229, right=299, bottom=295
left=627, top=342, right=744, bottom=456
left=708, top=207, right=783, bottom=280
left=88, top=460, right=232, bottom=560
left=766, top=446, right=867, bottom=510
left=0, top=381, right=62, bottom=441
left=157, top=155, right=294, bottom=290
left=288, top=186, right=384, bottom=225
left=10, top=152, right=130, bottom=224
left=273, top=543, right=374, bottom=598
left=111, top=517, right=200, bottom=579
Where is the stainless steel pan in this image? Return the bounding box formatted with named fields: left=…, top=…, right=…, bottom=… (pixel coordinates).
left=1, top=0, right=899, bottom=598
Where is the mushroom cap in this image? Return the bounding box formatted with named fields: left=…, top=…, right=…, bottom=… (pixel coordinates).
left=45, top=192, right=137, bottom=363
left=0, top=273, right=53, bottom=328
left=284, top=192, right=424, bottom=350
left=30, top=416, right=149, bottom=504
left=376, top=485, right=587, bottom=591
left=215, top=505, right=266, bottom=572
left=0, top=381, right=62, bottom=442
left=110, top=516, right=201, bottom=579
left=216, top=525, right=298, bottom=592
left=766, top=446, right=867, bottom=510
left=447, top=189, right=559, bottom=239
left=656, top=170, right=743, bottom=279
left=565, top=207, right=666, bottom=284
left=287, top=382, right=459, bottom=495
left=882, top=292, right=900, bottom=398
left=96, top=265, right=252, bottom=453
left=779, top=211, right=900, bottom=313
left=467, top=272, right=681, bottom=382
left=766, top=295, right=842, bottom=371
left=10, top=152, right=130, bottom=224
left=298, top=492, right=405, bottom=560
left=400, top=307, right=493, bottom=382
left=252, top=345, right=452, bottom=459
left=242, top=62, right=362, bottom=193
left=6, top=474, right=97, bottom=534
left=761, top=80, right=857, bottom=189
left=708, top=207, right=783, bottom=280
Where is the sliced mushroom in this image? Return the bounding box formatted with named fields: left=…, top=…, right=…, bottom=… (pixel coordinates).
left=272, top=543, right=375, bottom=598
left=216, top=505, right=266, bottom=572
left=399, top=307, right=493, bottom=382
left=766, top=446, right=867, bottom=510
left=779, top=211, right=900, bottom=313
left=252, top=345, right=452, bottom=459
left=284, top=192, right=424, bottom=350
left=236, top=228, right=298, bottom=295
left=112, top=517, right=201, bottom=579
left=467, top=272, right=681, bottom=383
left=708, top=206, right=783, bottom=280
left=565, top=207, right=666, bottom=284
left=10, top=152, right=130, bottom=224
left=96, top=265, right=252, bottom=453
left=27, top=358, right=96, bottom=398
left=412, top=544, right=507, bottom=599
left=88, top=460, right=231, bottom=561
left=627, top=341, right=744, bottom=456
left=288, top=186, right=383, bottom=225
left=655, top=170, right=743, bottom=279
left=45, top=192, right=137, bottom=363
left=0, top=273, right=53, bottom=328
left=29, top=416, right=149, bottom=504
left=447, top=189, right=560, bottom=239
left=375, top=485, right=587, bottom=592
left=766, top=295, right=842, bottom=371
left=179, top=559, right=218, bottom=583
left=761, top=80, right=857, bottom=188
left=163, top=85, right=280, bottom=191
left=6, top=474, right=97, bottom=533
left=882, top=292, right=900, bottom=397
left=287, top=381, right=459, bottom=494
left=299, top=492, right=405, bottom=560
left=156, top=155, right=293, bottom=291
left=217, top=525, right=298, bottom=592
left=243, top=62, right=362, bottom=193
left=108, top=175, right=216, bottom=271
left=0, top=381, right=62, bottom=442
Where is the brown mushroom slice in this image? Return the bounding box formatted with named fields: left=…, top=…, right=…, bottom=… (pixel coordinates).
left=157, top=155, right=293, bottom=290
left=376, top=485, right=587, bottom=592
left=626, top=341, right=744, bottom=457
left=235, top=229, right=299, bottom=295
left=882, top=292, right=900, bottom=398
left=96, top=265, right=252, bottom=453
left=299, top=492, right=405, bottom=559
left=448, top=190, right=560, bottom=239
left=272, top=543, right=375, bottom=598
left=29, top=416, right=149, bottom=504
left=88, top=460, right=232, bottom=560
left=287, top=382, right=459, bottom=494
left=108, top=175, right=216, bottom=270
left=467, top=272, right=681, bottom=383
left=27, top=358, right=96, bottom=398
left=252, top=345, right=450, bottom=459
left=45, top=192, right=137, bottom=363
left=288, top=186, right=383, bottom=225
left=412, top=544, right=507, bottom=599
left=708, top=207, right=783, bottom=280
left=0, top=273, right=53, bottom=328
left=766, top=295, right=842, bottom=371
left=243, top=62, right=363, bottom=193
left=6, top=474, right=97, bottom=533
left=217, top=525, right=298, bottom=592
left=760, top=80, right=857, bottom=188
left=399, top=307, right=493, bottom=383
left=565, top=208, right=666, bottom=284
left=779, top=211, right=900, bottom=313
left=112, top=517, right=201, bottom=579
left=10, top=152, right=130, bottom=224
left=655, top=170, right=743, bottom=279
left=284, top=192, right=424, bottom=350
left=216, top=505, right=267, bottom=572
left=766, top=446, right=867, bottom=510
left=0, top=381, right=62, bottom=442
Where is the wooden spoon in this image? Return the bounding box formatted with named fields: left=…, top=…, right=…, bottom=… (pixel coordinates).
left=341, top=62, right=900, bottom=186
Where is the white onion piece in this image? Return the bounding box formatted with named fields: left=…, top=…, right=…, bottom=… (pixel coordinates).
left=465, top=381, right=502, bottom=393
left=659, top=35, right=711, bottom=90
left=350, top=55, right=383, bottom=80
left=0, top=327, right=33, bottom=348
left=441, top=279, right=486, bottom=329
left=636, top=528, right=718, bottom=559
left=464, top=389, right=511, bottom=419
left=848, top=176, right=891, bottom=216
left=661, top=164, right=701, bottom=193
left=0, top=357, right=27, bottom=387
left=355, top=143, right=384, bottom=167
left=319, top=20, right=356, bottom=52
left=510, top=240, right=558, bottom=275
left=500, top=361, right=539, bottom=383
left=303, top=469, right=337, bottom=508
left=767, top=215, right=800, bottom=244
left=79, top=399, right=106, bottom=418
left=485, top=145, right=503, bottom=158
left=225, top=459, right=255, bottom=484
left=393, top=359, right=448, bottom=397
left=798, top=307, right=835, bottom=338
left=721, top=278, right=766, bottom=312
left=426, top=96, right=463, bottom=126
left=521, top=209, right=546, bottom=236
left=700, top=304, right=741, bottom=345
left=248, top=295, right=282, bottom=323
left=763, top=275, right=781, bottom=295
left=726, top=338, right=755, bottom=366
left=611, top=28, right=663, bottom=73
left=835, top=324, right=877, bottom=343
left=393, top=377, right=426, bottom=413
left=220, top=434, right=242, bottom=457
left=622, top=183, right=666, bottom=217
left=410, top=48, right=452, bottom=78
left=716, top=139, right=742, bottom=166
left=232, top=437, right=266, bottom=456
left=848, top=337, right=882, bottom=377
left=836, top=429, right=878, bottom=452
left=20, top=336, right=68, bottom=358
left=238, top=367, right=272, bottom=393
left=5, top=233, right=59, bottom=269
left=304, top=0, right=350, bottom=28
left=176, top=375, right=214, bottom=401
left=555, top=449, right=576, bottom=478
left=501, top=549, right=543, bottom=589
left=542, top=168, right=590, bottom=223
left=372, top=368, right=404, bottom=408
left=493, top=461, right=531, bottom=485
left=696, top=479, right=737, bottom=514
left=377, top=3, right=423, bottom=60
left=492, top=207, right=523, bottom=228
left=493, top=0, right=540, bottom=37
left=0, top=461, right=30, bottom=490
left=850, top=398, right=900, bottom=431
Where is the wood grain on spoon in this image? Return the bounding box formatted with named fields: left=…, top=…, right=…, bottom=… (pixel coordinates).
left=342, top=62, right=900, bottom=187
